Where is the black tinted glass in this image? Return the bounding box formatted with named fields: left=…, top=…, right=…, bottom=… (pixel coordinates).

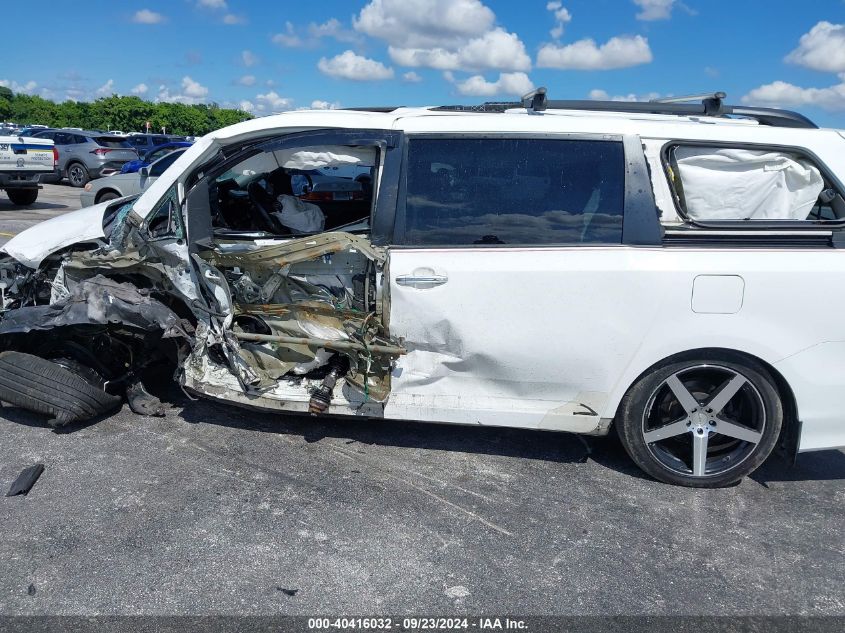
left=402, top=138, right=625, bottom=246
left=95, top=137, right=131, bottom=148
left=149, top=150, right=183, bottom=177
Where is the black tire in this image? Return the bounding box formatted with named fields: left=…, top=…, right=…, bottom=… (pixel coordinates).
left=6, top=188, right=38, bottom=206
left=0, top=351, right=122, bottom=427
left=616, top=353, right=783, bottom=488
left=96, top=191, right=120, bottom=204
left=66, top=162, right=90, bottom=187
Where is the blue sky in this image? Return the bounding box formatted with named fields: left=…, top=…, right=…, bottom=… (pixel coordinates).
left=2, top=0, right=845, bottom=126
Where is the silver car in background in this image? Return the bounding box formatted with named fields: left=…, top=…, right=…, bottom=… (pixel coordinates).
left=80, top=149, right=186, bottom=206
left=32, top=129, right=138, bottom=187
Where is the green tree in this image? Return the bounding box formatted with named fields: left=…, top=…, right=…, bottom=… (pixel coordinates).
left=1, top=92, right=252, bottom=134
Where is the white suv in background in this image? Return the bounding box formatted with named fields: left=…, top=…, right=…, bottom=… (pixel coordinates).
left=0, top=90, right=843, bottom=487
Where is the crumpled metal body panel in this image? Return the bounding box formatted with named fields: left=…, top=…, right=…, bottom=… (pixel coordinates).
left=201, top=231, right=385, bottom=269
left=0, top=275, right=193, bottom=340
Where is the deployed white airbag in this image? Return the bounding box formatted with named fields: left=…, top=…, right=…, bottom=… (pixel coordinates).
left=276, top=146, right=371, bottom=170
left=675, top=147, right=824, bottom=221
left=273, top=194, right=325, bottom=234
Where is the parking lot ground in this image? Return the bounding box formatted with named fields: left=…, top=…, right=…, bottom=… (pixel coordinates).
left=0, top=384, right=843, bottom=616
left=0, top=183, right=82, bottom=248
left=0, top=181, right=843, bottom=617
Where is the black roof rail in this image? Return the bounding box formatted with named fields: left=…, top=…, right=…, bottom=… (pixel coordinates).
left=342, top=106, right=402, bottom=112
left=432, top=88, right=818, bottom=129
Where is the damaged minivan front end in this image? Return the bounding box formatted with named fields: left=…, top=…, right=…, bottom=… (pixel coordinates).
left=0, top=119, right=406, bottom=426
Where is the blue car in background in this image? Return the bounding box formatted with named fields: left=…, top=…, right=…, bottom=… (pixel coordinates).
left=120, top=141, right=192, bottom=174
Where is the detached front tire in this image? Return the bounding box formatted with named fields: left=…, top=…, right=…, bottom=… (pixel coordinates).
left=6, top=188, right=38, bottom=206
left=616, top=354, right=782, bottom=488
left=0, top=351, right=122, bottom=427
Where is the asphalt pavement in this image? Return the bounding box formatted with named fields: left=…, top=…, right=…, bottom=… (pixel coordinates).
left=0, top=183, right=842, bottom=617
left=0, top=183, right=83, bottom=248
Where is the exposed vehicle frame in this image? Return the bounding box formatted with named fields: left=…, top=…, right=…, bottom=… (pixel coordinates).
left=0, top=91, right=844, bottom=487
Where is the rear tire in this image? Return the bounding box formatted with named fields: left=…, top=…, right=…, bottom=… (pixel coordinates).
left=66, top=162, right=90, bottom=188
left=6, top=188, right=38, bottom=206
left=0, top=351, right=122, bottom=427
left=616, top=354, right=782, bottom=488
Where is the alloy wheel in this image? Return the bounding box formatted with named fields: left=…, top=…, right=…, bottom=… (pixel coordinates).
left=641, top=364, right=766, bottom=478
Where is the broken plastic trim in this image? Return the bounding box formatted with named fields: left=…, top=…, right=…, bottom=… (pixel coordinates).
left=6, top=464, right=45, bottom=497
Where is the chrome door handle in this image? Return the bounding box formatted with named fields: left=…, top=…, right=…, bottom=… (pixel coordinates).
left=395, top=274, right=448, bottom=289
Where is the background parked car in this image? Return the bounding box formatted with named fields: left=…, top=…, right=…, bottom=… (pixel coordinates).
left=120, top=141, right=193, bottom=174
left=32, top=129, right=138, bottom=187
left=17, top=127, right=53, bottom=137
left=125, top=133, right=188, bottom=154
left=80, top=148, right=186, bottom=206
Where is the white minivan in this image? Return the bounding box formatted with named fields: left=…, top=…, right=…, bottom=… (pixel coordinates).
left=1, top=91, right=843, bottom=487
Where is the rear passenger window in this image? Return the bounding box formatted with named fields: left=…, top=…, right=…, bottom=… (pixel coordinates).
left=666, top=145, right=845, bottom=223
left=399, top=138, right=625, bottom=246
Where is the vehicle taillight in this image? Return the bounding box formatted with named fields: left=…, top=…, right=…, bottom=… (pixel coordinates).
left=52, top=146, right=58, bottom=167
left=91, top=148, right=113, bottom=156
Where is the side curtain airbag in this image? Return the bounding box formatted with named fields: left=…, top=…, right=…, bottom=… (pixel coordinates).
left=675, top=147, right=825, bottom=221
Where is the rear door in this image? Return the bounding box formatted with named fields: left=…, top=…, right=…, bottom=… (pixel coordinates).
left=383, top=134, right=662, bottom=432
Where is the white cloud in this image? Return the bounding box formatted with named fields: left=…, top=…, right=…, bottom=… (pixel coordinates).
left=274, top=18, right=361, bottom=48
left=547, top=1, right=572, bottom=39
left=355, top=1, right=530, bottom=73
left=223, top=14, right=247, bottom=25
left=447, top=71, right=534, bottom=97
left=317, top=50, right=394, bottom=81
left=235, top=75, right=256, bottom=86
left=96, top=79, right=115, bottom=97
left=273, top=22, right=302, bottom=47
left=310, top=100, right=341, bottom=110
left=742, top=75, right=845, bottom=112
left=453, top=28, right=531, bottom=71
left=238, top=99, right=254, bottom=112
left=633, top=0, right=675, bottom=20
left=389, top=28, right=531, bottom=72
left=588, top=88, right=662, bottom=102
left=181, top=76, right=208, bottom=98
left=354, top=0, right=494, bottom=49
left=156, top=76, right=209, bottom=104
left=197, top=0, right=227, bottom=9
left=537, top=35, right=653, bottom=70
left=132, top=9, right=166, bottom=24
left=403, top=71, right=422, bottom=82
left=307, top=18, right=362, bottom=44
left=255, top=91, right=293, bottom=113
left=0, top=79, right=37, bottom=94
left=131, top=83, right=149, bottom=95
left=241, top=50, right=259, bottom=67
left=785, top=22, right=845, bottom=73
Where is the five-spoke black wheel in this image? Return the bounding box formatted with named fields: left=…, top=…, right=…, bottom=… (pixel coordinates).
left=617, top=355, right=782, bottom=487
